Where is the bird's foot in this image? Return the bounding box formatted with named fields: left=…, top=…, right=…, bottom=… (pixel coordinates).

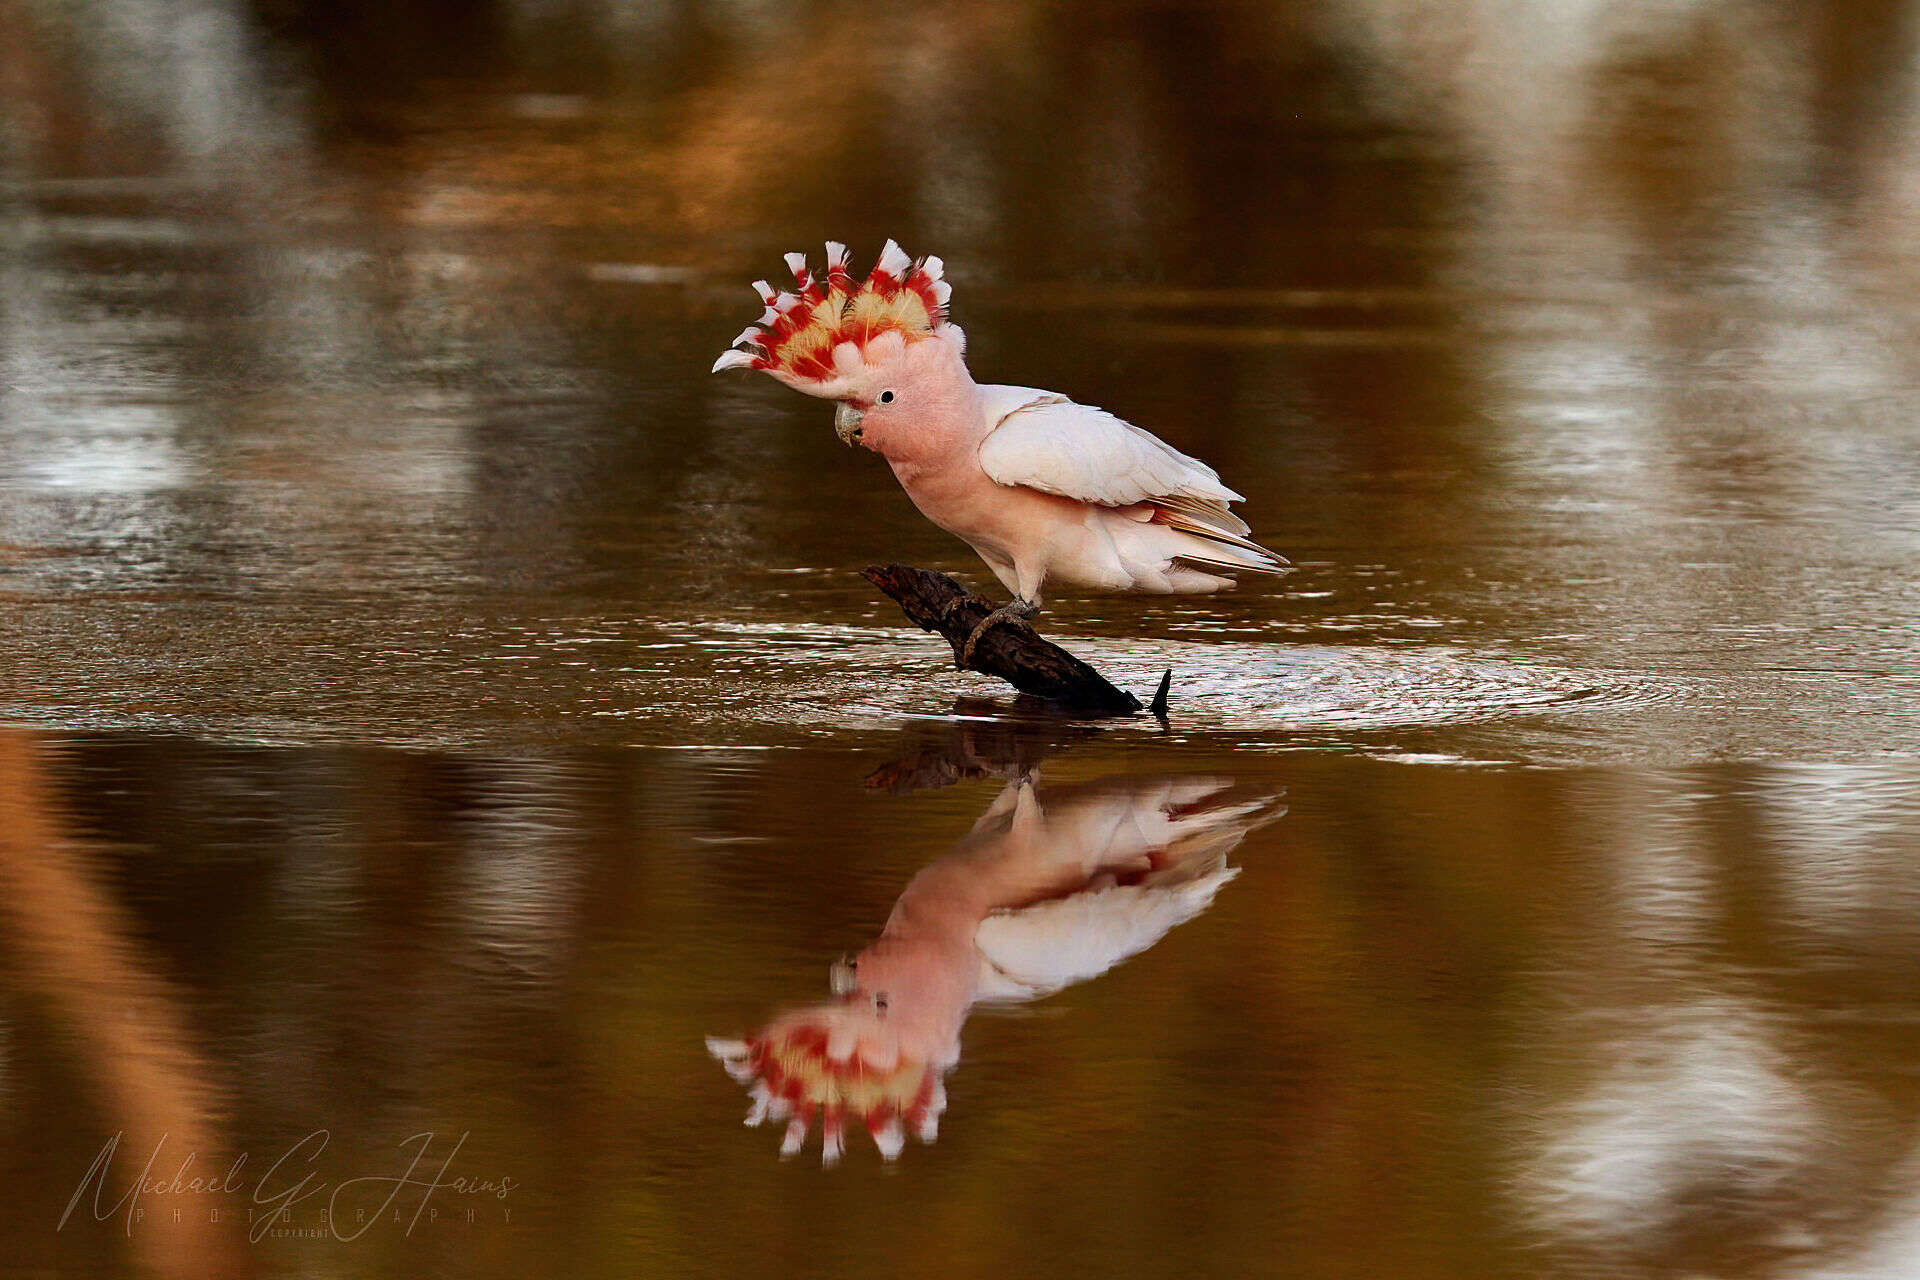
left=957, top=598, right=1036, bottom=670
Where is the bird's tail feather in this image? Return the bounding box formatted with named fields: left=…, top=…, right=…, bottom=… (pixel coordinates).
left=1151, top=505, right=1290, bottom=575
left=1154, top=491, right=1252, bottom=537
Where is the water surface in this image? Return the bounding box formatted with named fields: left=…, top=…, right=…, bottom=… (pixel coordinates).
left=4, top=1, right=1920, bottom=1276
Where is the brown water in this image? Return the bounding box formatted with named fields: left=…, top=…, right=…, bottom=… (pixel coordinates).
left=4, top=1, right=1920, bottom=1276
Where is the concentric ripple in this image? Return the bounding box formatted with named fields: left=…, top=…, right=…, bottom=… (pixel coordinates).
left=611, top=620, right=1656, bottom=750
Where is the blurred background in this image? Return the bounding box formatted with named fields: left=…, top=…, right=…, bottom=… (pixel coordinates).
left=4, top=0, right=1920, bottom=1276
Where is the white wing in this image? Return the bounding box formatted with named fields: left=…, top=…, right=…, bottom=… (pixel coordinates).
left=970, top=776, right=1283, bottom=1002
left=976, top=392, right=1255, bottom=538
left=973, top=863, right=1241, bottom=1001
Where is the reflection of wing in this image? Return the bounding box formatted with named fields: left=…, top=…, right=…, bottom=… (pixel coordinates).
left=1019, top=776, right=1265, bottom=869
left=975, top=861, right=1240, bottom=1000
left=972, top=778, right=1282, bottom=1001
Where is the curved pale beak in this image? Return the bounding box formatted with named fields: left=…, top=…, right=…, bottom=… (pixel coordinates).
left=834, top=401, right=864, bottom=446
left=829, top=954, right=857, bottom=996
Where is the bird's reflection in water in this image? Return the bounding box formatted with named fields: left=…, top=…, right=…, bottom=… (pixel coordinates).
left=708, top=726, right=1282, bottom=1167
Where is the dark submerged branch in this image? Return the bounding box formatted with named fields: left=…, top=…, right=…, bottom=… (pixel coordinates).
left=1148, top=668, right=1173, bottom=718
left=862, top=564, right=1144, bottom=716
left=863, top=702, right=1103, bottom=794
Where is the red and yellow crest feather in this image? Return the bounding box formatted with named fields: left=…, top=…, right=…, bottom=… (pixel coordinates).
left=712, top=240, right=953, bottom=396
left=707, top=1020, right=947, bottom=1165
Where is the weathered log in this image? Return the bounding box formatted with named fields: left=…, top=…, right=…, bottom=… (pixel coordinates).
left=862, top=564, right=1145, bottom=716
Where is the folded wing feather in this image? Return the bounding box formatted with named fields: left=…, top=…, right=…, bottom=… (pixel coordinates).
left=977, top=393, right=1285, bottom=569
left=978, top=396, right=1243, bottom=509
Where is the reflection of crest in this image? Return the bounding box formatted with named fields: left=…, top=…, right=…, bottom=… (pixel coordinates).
left=708, top=744, right=1282, bottom=1167
left=706, top=1016, right=942, bottom=1163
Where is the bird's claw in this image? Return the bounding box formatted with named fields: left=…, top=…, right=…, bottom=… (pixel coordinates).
left=957, top=599, right=1036, bottom=670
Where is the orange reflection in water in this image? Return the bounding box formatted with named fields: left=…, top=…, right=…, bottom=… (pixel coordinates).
left=0, top=732, right=252, bottom=1280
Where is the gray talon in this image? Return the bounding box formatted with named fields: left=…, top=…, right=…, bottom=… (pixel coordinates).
left=957, top=598, right=1037, bottom=670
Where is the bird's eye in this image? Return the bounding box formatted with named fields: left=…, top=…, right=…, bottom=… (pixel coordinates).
left=878, top=390, right=896, bottom=404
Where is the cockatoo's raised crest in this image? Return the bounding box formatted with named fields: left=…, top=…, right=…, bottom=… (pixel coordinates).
left=711, top=240, right=956, bottom=398
left=706, top=1013, right=945, bottom=1166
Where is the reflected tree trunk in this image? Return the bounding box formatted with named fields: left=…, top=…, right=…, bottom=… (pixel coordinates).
left=0, top=733, right=251, bottom=1280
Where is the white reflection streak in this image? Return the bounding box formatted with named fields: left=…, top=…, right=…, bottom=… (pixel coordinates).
left=1507, top=765, right=1920, bottom=1266
left=1796, top=1149, right=1920, bottom=1280
left=1, top=0, right=295, bottom=510
left=1597, top=777, right=1719, bottom=947
left=0, top=242, right=194, bottom=504
left=1518, top=996, right=1824, bottom=1246
left=454, top=760, right=586, bottom=980
left=1758, top=765, right=1920, bottom=955
left=17, top=407, right=188, bottom=494
left=75, top=0, right=304, bottom=165
left=1322, top=0, right=1920, bottom=758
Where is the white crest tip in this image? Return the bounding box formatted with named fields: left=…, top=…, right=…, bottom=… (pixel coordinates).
left=711, top=349, right=756, bottom=373
left=876, top=240, right=912, bottom=278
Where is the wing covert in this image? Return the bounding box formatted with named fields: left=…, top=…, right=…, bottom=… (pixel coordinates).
left=977, top=397, right=1244, bottom=513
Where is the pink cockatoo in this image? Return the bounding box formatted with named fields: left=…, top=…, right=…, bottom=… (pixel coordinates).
left=713, top=241, right=1287, bottom=662
left=706, top=771, right=1283, bottom=1166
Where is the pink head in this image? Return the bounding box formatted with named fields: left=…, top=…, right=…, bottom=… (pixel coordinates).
left=711, top=240, right=975, bottom=458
